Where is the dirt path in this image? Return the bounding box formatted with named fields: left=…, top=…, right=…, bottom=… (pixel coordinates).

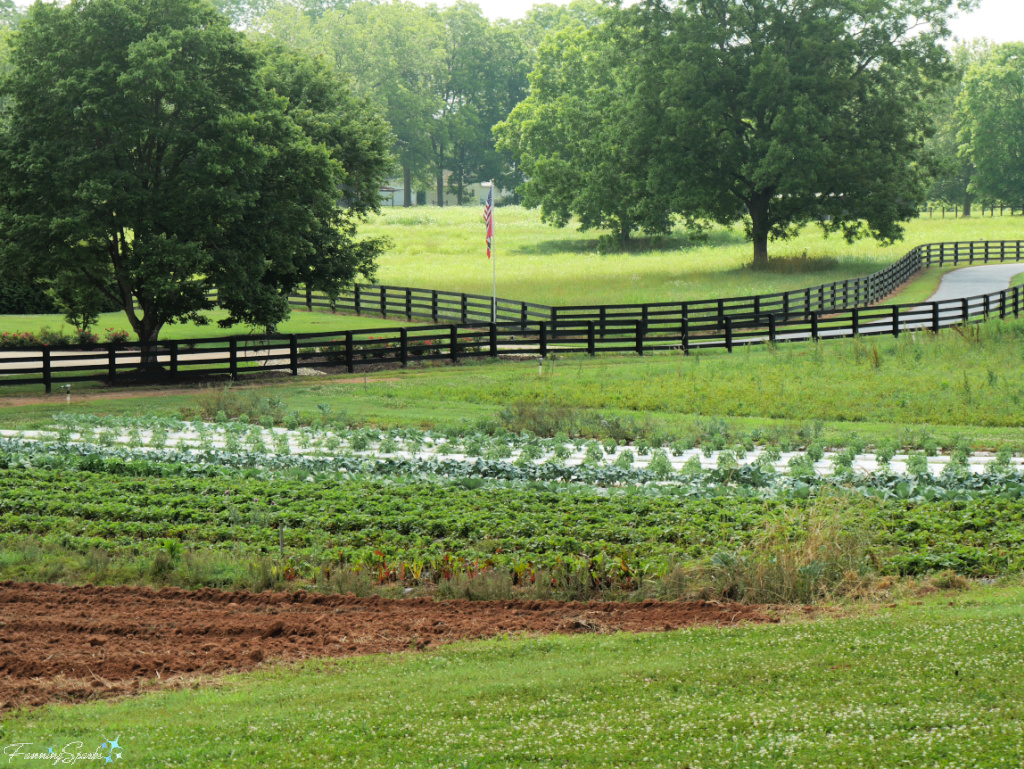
left=0, top=582, right=776, bottom=712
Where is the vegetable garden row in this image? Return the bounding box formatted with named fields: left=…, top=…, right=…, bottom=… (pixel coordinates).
left=1, top=466, right=1021, bottom=582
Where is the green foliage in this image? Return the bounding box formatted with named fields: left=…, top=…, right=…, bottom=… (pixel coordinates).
left=0, top=0, right=391, bottom=344
left=494, top=15, right=679, bottom=245
left=959, top=42, right=1024, bottom=208
left=635, top=0, right=957, bottom=265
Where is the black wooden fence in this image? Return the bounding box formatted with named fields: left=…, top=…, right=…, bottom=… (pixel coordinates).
left=288, top=240, right=1024, bottom=330
left=2, top=240, right=1023, bottom=392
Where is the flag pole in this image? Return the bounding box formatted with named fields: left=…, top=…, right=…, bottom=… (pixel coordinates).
left=489, top=181, right=496, bottom=323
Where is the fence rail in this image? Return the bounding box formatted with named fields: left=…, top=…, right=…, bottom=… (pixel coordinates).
left=3, top=240, right=1024, bottom=392
left=284, top=240, right=1024, bottom=330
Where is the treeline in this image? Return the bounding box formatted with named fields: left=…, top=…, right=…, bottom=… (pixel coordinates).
left=249, top=0, right=602, bottom=206
left=3, top=0, right=1023, bottom=265
left=244, top=0, right=1021, bottom=263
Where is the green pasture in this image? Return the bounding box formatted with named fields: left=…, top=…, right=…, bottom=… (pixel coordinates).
left=3, top=210, right=1021, bottom=343
left=0, top=307, right=413, bottom=341
left=364, top=206, right=1024, bottom=306
left=3, top=582, right=1022, bottom=767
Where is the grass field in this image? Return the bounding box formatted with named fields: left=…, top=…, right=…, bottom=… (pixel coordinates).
left=3, top=317, right=1021, bottom=451
left=0, top=307, right=414, bottom=341
left=4, top=582, right=1022, bottom=767
left=3, top=210, right=1020, bottom=342
left=363, top=207, right=1024, bottom=306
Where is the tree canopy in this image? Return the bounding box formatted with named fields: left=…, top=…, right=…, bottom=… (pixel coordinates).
left=0, top=0, right=392, bottom=344
left=497, top=0, right=973, bottom=263
left=258, top=0, right=535, bottom=207
left=494, top=16, right=676, bottom=244
left=958, top=42, right=1024, bottom=208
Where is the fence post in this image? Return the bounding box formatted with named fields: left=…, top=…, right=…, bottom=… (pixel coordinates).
left=931, top=302, right=940, bottom=333
left=805, top=289, right=811, bottom=318
left=892, top=306, right=900, bottom=338
left=345, top=332, right=354, bottom=373
left=42, top=347, right=51, bottom=394
left=1000, top=290, right=1007, bottom=319
left=521, top=302, right=528, bottom=330
left=400, top=328, right=409, bottom=367
left=169, top=341, right=178, bottom=381
left=754, top=295, right=760, bottom=317
left=539, top=322, right=547, bottom=358
left=635, top=321, right=644, bottom=356
left=587, top=322, right=595, bottom=356
left=717, top=299, right=725, bottom=326
left=960, top=298, right=968, bottom=325
left=550, top=307, right=557, bottom=334
left=380, top=287, right=387, bottom=319
left=1015, top=286, right=1020, bottom=318
left=432, top=290, right=439, bottom=322
left=489, top=323, right=498, bottom=357
left=768, top=313, right=776, bottom=343
left=783, top=293, right=790, bottom=321
left=289, top=335, right=298, bottom=376
left=405, top=289, right=413, bottom=321
left=449, top=324, right=459, bottom=364
left=599, top=306, right=607, bottom=338
left=461, top=294, right=468, bottom=324
left=851, top=307, right=859, bottom=337
left=811, top=312, right=819, bottom=341
left=107, top=343, right=116, bottom=383
left=681, top=317, right=689, bottom=355
left=229, top=338, right=238, bottom=380
left=983, top=295, right=990, bottom=320
left=306, top=286, right=312, bottom=312
left=725, top=317, right=733, bottom=353
left=354, top=284, right=362, bottom=316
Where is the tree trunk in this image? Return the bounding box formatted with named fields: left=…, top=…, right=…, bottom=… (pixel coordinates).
left=752, top=233, right=769, bottom=268
left=436, top=172, right=444, bottom=208
left=403, top=166, right=412, bottom=208
left=748, top=195, right=771, bottom=269
left=962, top=196, right=973, bottom=218
left=456, top=178, right=463, bottom=206
left=128, top=314, right=164, bottom=371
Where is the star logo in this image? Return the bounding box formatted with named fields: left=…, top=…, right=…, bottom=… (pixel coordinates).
left=99, top=736, right=123, bottom=763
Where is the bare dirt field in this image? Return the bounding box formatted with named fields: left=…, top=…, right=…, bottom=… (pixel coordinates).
left=0, top=581, right=777, bottom=712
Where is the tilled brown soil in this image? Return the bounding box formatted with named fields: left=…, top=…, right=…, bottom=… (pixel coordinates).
left=0, top=581, right=776, bottom=711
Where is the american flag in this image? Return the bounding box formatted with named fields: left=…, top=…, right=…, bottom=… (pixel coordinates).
left=484, top=183, right=494, bottom=259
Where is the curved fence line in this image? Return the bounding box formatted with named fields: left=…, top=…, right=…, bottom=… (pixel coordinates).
left=290, top=240, right=1024, bottom=328
left=2, top=240, right=1023, bottom=392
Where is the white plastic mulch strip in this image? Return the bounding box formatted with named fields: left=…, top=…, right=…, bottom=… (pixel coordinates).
left=1, top=426, right=1019, bottom=477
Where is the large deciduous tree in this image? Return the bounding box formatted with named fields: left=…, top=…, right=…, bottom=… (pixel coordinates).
left=957, top=42, right=1024, bottom=208
left=494, top=16, right=676, bottom=244
left=642, top=0, right=969, bottom=267
left=0, top=0, right=391, bottom=346
left=924, top=42, right=989, bottom=216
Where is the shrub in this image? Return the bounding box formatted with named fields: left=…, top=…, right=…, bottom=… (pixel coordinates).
left=0, top=331, right=41, bottom=349
left=73, top=328, right=99, bottom=346
left=37, top=327, right=71, bottom=346
left=104, top=328, right=130, bottom=346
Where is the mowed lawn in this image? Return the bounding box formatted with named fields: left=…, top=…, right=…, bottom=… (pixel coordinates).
left=365, top=206, right=1024, bottom=306
left=3, top=584, right=1023, bottom=767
